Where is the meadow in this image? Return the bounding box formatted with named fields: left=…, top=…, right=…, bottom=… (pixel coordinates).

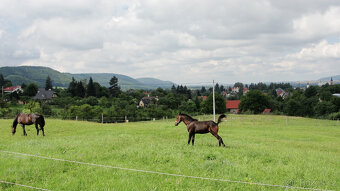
left=0, top=115, right=339, bottom=190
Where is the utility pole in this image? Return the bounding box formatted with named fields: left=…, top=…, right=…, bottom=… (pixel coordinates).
left=213, top=80, right=216, bottom=122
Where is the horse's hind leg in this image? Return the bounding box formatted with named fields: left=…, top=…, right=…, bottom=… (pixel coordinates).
left=21, top=124, right=27, bottom=136
left=210, top=131, right=225, bottom=147
left=192, top=134, right=195, bottom=146
left=35, top=123, right=39, bottom=136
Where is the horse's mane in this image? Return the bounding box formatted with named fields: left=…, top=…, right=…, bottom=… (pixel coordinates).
left=179, top=113, right=198, bottom=121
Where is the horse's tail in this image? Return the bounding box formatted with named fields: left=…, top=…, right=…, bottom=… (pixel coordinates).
left=217, top=114, right=226, bottom=124
left=39, top=115, right=45, bottom=128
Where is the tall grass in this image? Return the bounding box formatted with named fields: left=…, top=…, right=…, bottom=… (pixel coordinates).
left=0, top=115, right=339, bottom=190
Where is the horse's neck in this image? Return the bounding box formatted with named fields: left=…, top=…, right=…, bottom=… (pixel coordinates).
left=182, top=117, right=195, bottom=126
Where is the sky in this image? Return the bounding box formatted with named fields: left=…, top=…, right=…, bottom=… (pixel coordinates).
left=0, top=0, right=340, bottom=84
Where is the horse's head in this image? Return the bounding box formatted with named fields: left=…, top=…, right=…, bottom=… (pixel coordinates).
left=11, top=126, right=16, bottom=135
left=174, top=113, right=182, bottom=126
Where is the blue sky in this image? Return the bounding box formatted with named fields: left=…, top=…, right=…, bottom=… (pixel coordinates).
left=0, top=0, right=339, bottom=84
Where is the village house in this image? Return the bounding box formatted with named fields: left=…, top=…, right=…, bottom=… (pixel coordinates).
left=275, top=88, right=289, bottom=99
left=33, top=88, right=57, bottom=101
left=3, top=85, right=23, bottom=94
left=226, top=100, right=240, bottom=114
left=197, top=96, right=207, bottom=101
left=138, top=95, right=159, bottom=107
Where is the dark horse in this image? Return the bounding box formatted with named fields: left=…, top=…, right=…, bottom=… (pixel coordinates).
left=175, top=113, right=226, bottom=147
left=12, top=113, right=46, bottom=136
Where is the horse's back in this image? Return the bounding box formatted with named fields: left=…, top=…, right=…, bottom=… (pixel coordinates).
left=17, top=113, right=36, bottom=125
left=191, top=121, right=215, bottom=134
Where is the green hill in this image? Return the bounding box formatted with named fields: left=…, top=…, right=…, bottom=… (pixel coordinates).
left=0, top=66, right=72, bottom=87
left=0, top=66, right=175, bottom=89
left=136, top=77, right=174, bottom=89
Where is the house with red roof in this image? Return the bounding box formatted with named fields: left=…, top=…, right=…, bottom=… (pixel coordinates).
left=226, top=100, right=240, bottom=114
left=3, top=86, right=23, bottom=94
left=197, top=96, right=207, bottom=101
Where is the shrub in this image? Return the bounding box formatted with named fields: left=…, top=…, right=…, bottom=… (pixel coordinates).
left=328, top=112, right=340, bottom=120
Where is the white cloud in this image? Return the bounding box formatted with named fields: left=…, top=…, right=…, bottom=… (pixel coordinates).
left=293, top=6, right=340, bottom=40
left=1, top=1, right=340, bottom=84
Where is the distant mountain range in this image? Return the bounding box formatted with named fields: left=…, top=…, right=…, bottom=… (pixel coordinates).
left=319, top=75, right=340, bottom=81
left=0, top=66, right=175, bottom=89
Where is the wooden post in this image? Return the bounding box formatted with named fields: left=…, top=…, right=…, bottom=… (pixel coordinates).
left=101, top=113, right=104, bottom=124
left=76, top=116, right=78, bottom=121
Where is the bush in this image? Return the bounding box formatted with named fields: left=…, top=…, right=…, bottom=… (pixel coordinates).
left=328, top=112, right=340, bottom=120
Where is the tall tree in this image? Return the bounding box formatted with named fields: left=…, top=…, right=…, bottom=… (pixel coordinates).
left=200, top=92, right=226, bottom=114
left=239, top=90, right=271, bottom=114
left=75, top=81, right=85, bottom=97
left=109, top=76, right=121, bottom=97
left=25, top=83, right=38, bottom=97
left=45, top=76, right=53, bottom=90
left=0, top=73, right=12, bottom=88
left=67, top=77, right=77, bottom=97
left=86, top=77, right=96, bottom=97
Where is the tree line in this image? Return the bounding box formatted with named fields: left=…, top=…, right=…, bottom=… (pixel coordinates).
left=1, top=73, right=339, bottom=121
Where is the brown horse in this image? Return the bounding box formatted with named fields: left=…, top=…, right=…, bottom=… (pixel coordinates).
left=12, top=113, right=46, bottom=136
left=174, top=113, right=226, bottom=147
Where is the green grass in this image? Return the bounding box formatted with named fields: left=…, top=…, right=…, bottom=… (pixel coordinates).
left=0, top=115, right=339, bottom=190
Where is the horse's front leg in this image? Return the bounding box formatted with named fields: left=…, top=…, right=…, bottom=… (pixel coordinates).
left=21, top=124, right=27, bottom=136
left=188, top=132, right=194, bottom=145
left=35, top=123, right=39, bottom=136
left=191, top=133, right=195, bottom=146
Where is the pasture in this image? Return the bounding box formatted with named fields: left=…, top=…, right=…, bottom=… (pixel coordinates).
left=0, top=115, right=339, bottom=190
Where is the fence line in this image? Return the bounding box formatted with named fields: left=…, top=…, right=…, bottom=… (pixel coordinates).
left=0, top=150, right=334, bottom=191
left=0, top=180, right=51, bottom=191
left=1, top=114, right=339, bottom=127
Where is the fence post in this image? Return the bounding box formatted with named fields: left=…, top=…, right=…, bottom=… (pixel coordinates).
left=76, top=116, right=78, bottom=121
left=101, top=113, right=104, bottom=124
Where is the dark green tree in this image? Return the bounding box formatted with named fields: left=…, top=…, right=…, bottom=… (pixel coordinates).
left=179, top=100, right=197, bottom=114
left=25, top=83, right=38, bottom=97
left=239, top=90, right=271, bottom=114
left=304, top=86, right=318, bottom=98
left=200, top=92, right=226, bottom=114
left=45, top=76, right=53, bottom=90
left=0, top=74, right=12, bottom=88
left=109, top=76, right=121, bottom=97
left=86, top=77, right=96, bottom=97
left=314, top=101, right=336, bottom=117
left=21, top=82, right=27, bottom=89
left=67, top=77, right=77, bottom=97
left=75, top=81, right=85, bottom=97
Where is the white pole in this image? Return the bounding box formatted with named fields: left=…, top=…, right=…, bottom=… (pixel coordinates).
left=213, top=80, right=216, bottom=122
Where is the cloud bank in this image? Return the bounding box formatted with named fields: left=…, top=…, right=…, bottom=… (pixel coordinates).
left=0, top=0, right=340, bottom=84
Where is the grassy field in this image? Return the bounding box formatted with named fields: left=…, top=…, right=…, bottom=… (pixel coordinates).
left=0, top=115, right=339, bottom=190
